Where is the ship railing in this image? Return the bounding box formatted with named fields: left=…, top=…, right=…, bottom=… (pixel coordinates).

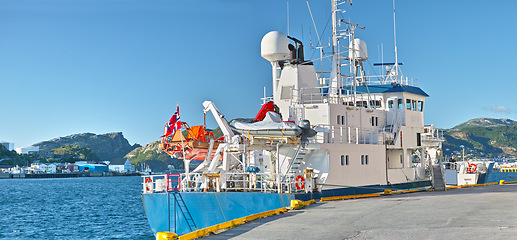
left=299, top=86, right=384, bottom=107
left=142, top=173, right=279, bottom=193
left=142, top=172, right=310, bottom=193
left=342, top=74, right=418, bottom=87
left=309, top=125, right=385, bottom=145
left=223, top=172, right=273, bottom=192
left=316, top=72, right=418, bottom=87
left=142, top=175, right=170, bottom=193
left=422, top=125, right=445, bottom=141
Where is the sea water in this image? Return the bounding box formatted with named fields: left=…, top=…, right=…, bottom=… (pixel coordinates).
left=0, top=176, right=154, bottom=240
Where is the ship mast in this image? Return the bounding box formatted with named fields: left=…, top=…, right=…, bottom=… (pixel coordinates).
left=392, top=0, right=400, bottom=79
left=331, top=0, right=341, bottom=92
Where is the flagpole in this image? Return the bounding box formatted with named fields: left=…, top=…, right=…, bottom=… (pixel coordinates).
left=177, top=103, right=190, bottom=190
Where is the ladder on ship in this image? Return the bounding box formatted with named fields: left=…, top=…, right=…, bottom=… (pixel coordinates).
left=290, top=146, right=306, bottom=173
left=170, top=191, right=197, bottom=232
left=281, top=145, right=306, bottom=184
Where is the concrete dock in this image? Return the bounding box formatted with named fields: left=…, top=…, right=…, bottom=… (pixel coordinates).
left=207, top=184, right=517, bottom=239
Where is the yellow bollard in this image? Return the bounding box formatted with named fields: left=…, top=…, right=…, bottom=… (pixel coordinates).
left=290, top=199, right=304, bottom=209
left=156, top=231, right=178, bottom=240
left=384, top=189, right=392, bottom=195
left=499, top=180, right=505, bottom=185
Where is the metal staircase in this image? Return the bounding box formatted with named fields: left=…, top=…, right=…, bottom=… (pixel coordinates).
left=171, top=192, right=197, bottom=232
left=431, top=164, right=446, bottom=191
left=290, top=148, right=306, bottom=173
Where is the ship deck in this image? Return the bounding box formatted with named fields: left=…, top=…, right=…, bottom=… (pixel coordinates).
left=206, top=184, right=517, bottom=239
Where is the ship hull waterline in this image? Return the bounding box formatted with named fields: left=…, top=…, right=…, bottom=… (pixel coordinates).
left=142, top=180, right=431, bottom=236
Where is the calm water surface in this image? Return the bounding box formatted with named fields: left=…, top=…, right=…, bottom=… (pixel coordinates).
left=0, top=176, right=154, bottom=239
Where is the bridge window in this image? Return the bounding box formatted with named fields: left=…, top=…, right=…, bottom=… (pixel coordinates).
left=356, top=101, right=367, bottom=108
left=388, top=100, right=394, bottom=108
left=398, top=99, right=403, bottom=110
left=406, top=99, right=411, bottom=110
left=418, top=101, right=423, bottom=112
left=412, top=100, right=417, bottom=111
left=369, top=100, right=381, bottom=108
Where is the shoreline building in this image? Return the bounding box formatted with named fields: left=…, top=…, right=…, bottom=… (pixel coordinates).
left=15, top=146, right=39, bottom=155
left=108, top=158, right=135, bottom=173
left=1, top=142, right=14, bottom=151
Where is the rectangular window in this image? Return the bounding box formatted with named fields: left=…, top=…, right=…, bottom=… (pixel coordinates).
left=337, top=115, right=341, bottom=125
left=412, top=100, right=417, bottom=111
left=388, top=100, right=394, bottom=108
left=375, top=117, right=378, bottom=126
left=365, top=155, right=369, bottom=165
left=418, top=101, right=424, bottom=112
left=371, top=116, right=375, bottom=126
left=280, top=86, right=293, bottom=100
left=357, top=101, right=367, bottom=108
left=417, top=133, right=421, bottom=146
left=340, top=155, right=345, bottom=166
left=346, top=155, right=349, bottom=165
left=341, top=116, right=345, bottom=125
left=406, top=99, right=411, bottom=110
left=398, top=99, right=403, bottom=110
left=369, top=100, right=381, bottom=108
left=361, top=155, right=365, bottom=165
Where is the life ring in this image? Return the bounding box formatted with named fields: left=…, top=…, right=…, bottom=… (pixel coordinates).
left=468, top=163, right=477, bottom=173
left=295, top=175, right=305, bottom=190
left=145, top=178, right=153, bottom=192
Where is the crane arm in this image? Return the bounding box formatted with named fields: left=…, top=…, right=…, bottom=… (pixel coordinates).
left=202, top=101, right=234, bottom=140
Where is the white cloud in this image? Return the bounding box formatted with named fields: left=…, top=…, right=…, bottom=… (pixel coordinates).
left=483, top=105, right=512, bottom=114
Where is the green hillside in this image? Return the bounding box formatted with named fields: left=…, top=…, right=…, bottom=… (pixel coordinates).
left=124, top=140, right=183, bottom=172
left=443, top=119, right=517, bottom=158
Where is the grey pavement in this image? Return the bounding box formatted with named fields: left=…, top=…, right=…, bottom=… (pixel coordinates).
left=205, top=184, right=517, bottom=240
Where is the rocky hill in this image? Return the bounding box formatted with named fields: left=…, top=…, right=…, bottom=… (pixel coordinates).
left=124, top=140, right=182, bottom=171
left=451, top=118, right=517, bottom=130
left=34, top=132, right=140, bottom=162
left=444, top=118, right=517, bottom=157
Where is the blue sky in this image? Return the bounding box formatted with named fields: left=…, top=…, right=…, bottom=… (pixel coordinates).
left=1, top=0, right=517, bottom=148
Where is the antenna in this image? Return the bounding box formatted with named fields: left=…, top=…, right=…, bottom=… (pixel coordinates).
left=287, top=0, right=290, bottom=35
left=392, top=0, right=399, bottom=77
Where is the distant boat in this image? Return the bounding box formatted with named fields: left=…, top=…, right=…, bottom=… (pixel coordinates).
left=139, top=162, right=152, bottom=175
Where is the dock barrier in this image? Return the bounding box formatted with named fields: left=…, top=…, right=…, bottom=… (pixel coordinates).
left=499, top=167, right=517, bottom=172
left=161, top=181, right=517, bottom=239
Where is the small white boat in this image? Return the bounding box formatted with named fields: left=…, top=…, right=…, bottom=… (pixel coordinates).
left=231, top=111, right=302, bottom=136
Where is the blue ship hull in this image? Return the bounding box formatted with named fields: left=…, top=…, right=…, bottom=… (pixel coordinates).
left=142, top=180, right=431, bottom=236
left=142, top=191, right=294, bottom=236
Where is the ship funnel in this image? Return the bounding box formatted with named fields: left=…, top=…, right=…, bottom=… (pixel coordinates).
left=261, top=31, right=290, bottom=62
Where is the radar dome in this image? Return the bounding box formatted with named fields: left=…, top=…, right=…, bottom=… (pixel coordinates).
left=261, top=31, right=290, bottom=62
left=348, top=38, right=368, bottom=61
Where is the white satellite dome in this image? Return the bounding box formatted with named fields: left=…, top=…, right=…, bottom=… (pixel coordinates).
left=348, top=38, right=368, bottom=61
left=261, top=31, right=290, bottom=62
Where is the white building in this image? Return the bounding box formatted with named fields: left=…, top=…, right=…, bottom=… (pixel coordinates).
left=109, top=158, right=135, bottom=173
left=1, top=142, right=14, bottom=151
left=30, top=163, right=57, bottom=173
left=16, top=146, right=39, bottom=155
